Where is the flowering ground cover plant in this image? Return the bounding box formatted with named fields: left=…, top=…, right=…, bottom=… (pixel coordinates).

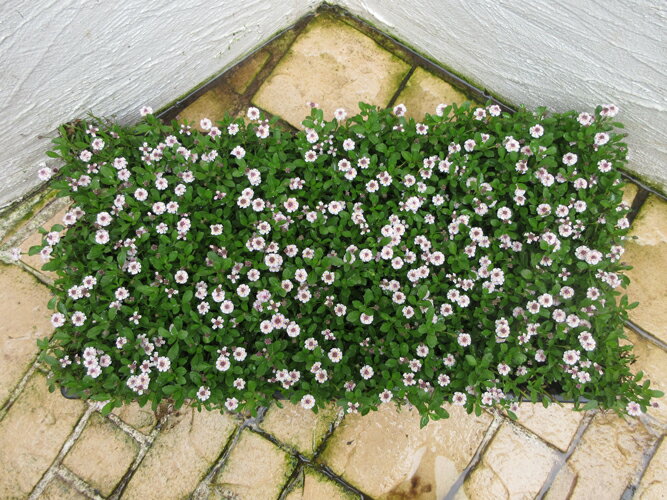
left=34, top=100, right=661, bottom=425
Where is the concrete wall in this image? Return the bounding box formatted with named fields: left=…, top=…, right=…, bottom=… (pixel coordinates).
left=336, top=0, right=667, bottom=191
left=0, top=0, right=316, bottom=208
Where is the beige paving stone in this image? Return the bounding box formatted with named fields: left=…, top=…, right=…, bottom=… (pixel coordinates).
left=620, top=329, right=667, bottom=425
left=623, top=195, right=667, bottom=343
left=635, top=437, right=667, bottom=499
left=464, top=422, right=559, bottom=500
left=622, top=182, right=639, bottom=207
left=63, top=413, right=139, bottom=496
left=547, top=412, right=655, bottom=499
left=0, top=373, right=85, bottom=498
left=285, top=467, right=355, bottom=500
left=395, top=66, right=468, bottom=120
left=40, top=476, right=87, bottom=500
left=213, top=429, right=295, bottom=500
left=176, top=86, right=243, bottom=130
left=0, top=264, right=54, bottom=407
left=228, top=49, right=271, bottom=94
left=512, top=403, right=584, bottom=451
left=253, top=15, right=410, bottom=129
left=123, top=406, right=236, bottom=499
left=112, top=401, right=157, bottom=435
left=318, top=403, right=492, bottom=498
left=544, top=464, right=577, bottom=500
left=260, top=401, right=338, bottom=457
left=19, top=206, right=69, bottom=275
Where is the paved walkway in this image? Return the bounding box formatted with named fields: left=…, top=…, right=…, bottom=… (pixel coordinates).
left=1, top=7, right=666, bottom=500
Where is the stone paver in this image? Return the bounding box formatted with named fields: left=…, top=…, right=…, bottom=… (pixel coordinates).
left=176, top=85, right=243, bottom=130
left=623, top=195, right=667, bottom=343
left=213, top=429, right=295, bottom=500
left=318, top=403, right=492, bottom=498
left=0, top=264, right=54, bottom=406
left=547, top=412, right=655, bottom=499
left=0, top=373, right=85, bottom=498
left=228, top=49, right=270, bottom=94
left=621, top=329, right=667, bottom=425
left=464, top=422, right=559, bottom=500
left=40, top=476, right=87, bottom=500
left=253, top=15, right=410, bottom=128
left=123, top=406, right=236, bottom=499
left=395, top=66, right=468, bottom=119
left=261, top=401, right=338, bottom=457
left=285, top=467, right=355, bottom=500
left=19, top=206, right=69, bottom=275
left=635, top=437, right=667, bottom=499
left=622, top=182, right=639, bottom=207
left=512, top=403, right=584, bottom=452
left=113, top=401, right=158, bottom=435
left=63, top=413, right=139, bottom=496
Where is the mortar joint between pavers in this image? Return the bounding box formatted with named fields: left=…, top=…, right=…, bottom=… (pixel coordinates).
left=0, top=361, right=39, bottom=422
left=54, top=466, right=105, bottom=500
left=313, top=463, right=373, bottom=500
left=535, top=410, right=597, bottom=499
left=443, top=410, right=504, bottom=500
left=624, top=319, right=667, bottom=352
left=277, top=461, right=305, bottom=500
left=386, top=65, right=416, bottom=109
left=28, top=404, right=97, bottom=500
left=105, top=411, right=150, bottom=445
left=622, top=432, right=665, bottom=500
left=190, top=421, right=246, bottom=499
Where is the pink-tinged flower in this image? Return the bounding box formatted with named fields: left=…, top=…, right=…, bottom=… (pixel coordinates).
left=231, top=146, right=246, bottom=159
left=96, top=212, right=112, bottom=226
left=416, top=123, right=429, bottom=135
left=600, top=104, right=619, bottom=117
left=71, top=311, right=87, bottom=326
left=473, top=107, right=487, bottom=120
left=95, top=229, right=109, bottom=244
left=197, top=386, right=211, bottom=401
left=498, top=363, right=511, bottom=376
left=304, top=150, right=318, bottom=162
left=200, top=118, right=212, bottom=130
left=457, top=333, right=471, bottom=347
left=134, top=188, right=148, bottom=201
left=529, top=124, right=544, bottom=138
left=225, top=397, right=239, bottom=411
left=563, top=349, right=580, bottom=365
left=301, top=394, right=316, bottom=409
left=452, top=392, right=467, bottom=405
left=436, top=103, right=448, bottom=116
left=38, top=165, right=53, bottom=181
left=139, top=106, right=153, bottom=116
left=174, top=270, right=188, bottom=284
left=343, top=138, right=355, bottom=151
left=379, top=389, right=393, bottom=403
left=216, top=355, right=231, bottom=371
left=51, top=312, right=66, bottom=327
left=360, top=313, right=373, bottom=325
left=497, top=207, right=512, bottom=221
left=393, top=103, right=407, bottom=116
left=156, top=356, right=171, bottom=372
left=247, top=107, right=260, bottom=120
left=562, top=152, right=578, bottom=166
left=594, top=132, right=610, bottom=146
left=626, top=401, right=641, bottom=417
left=360, top=365, right=374, bottom=379
left=488, top=104, right=501, bottom=116
left=286, top=322, right=301, bottom=338
left=220, top=300, right=234, bottom=314
left=438, top=374, right=451, bottom=386
left=327, top=347, right=343, bottom=363
left=334, top=108, right=347, bottom=120
left=233, top=347, right=246, bottom=361
left=79, top=150, right=92, bottom=162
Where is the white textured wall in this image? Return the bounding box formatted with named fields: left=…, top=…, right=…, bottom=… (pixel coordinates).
left=337, top=0, right=667, bottom=191
left=0, top=0, right=317, bottom=208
